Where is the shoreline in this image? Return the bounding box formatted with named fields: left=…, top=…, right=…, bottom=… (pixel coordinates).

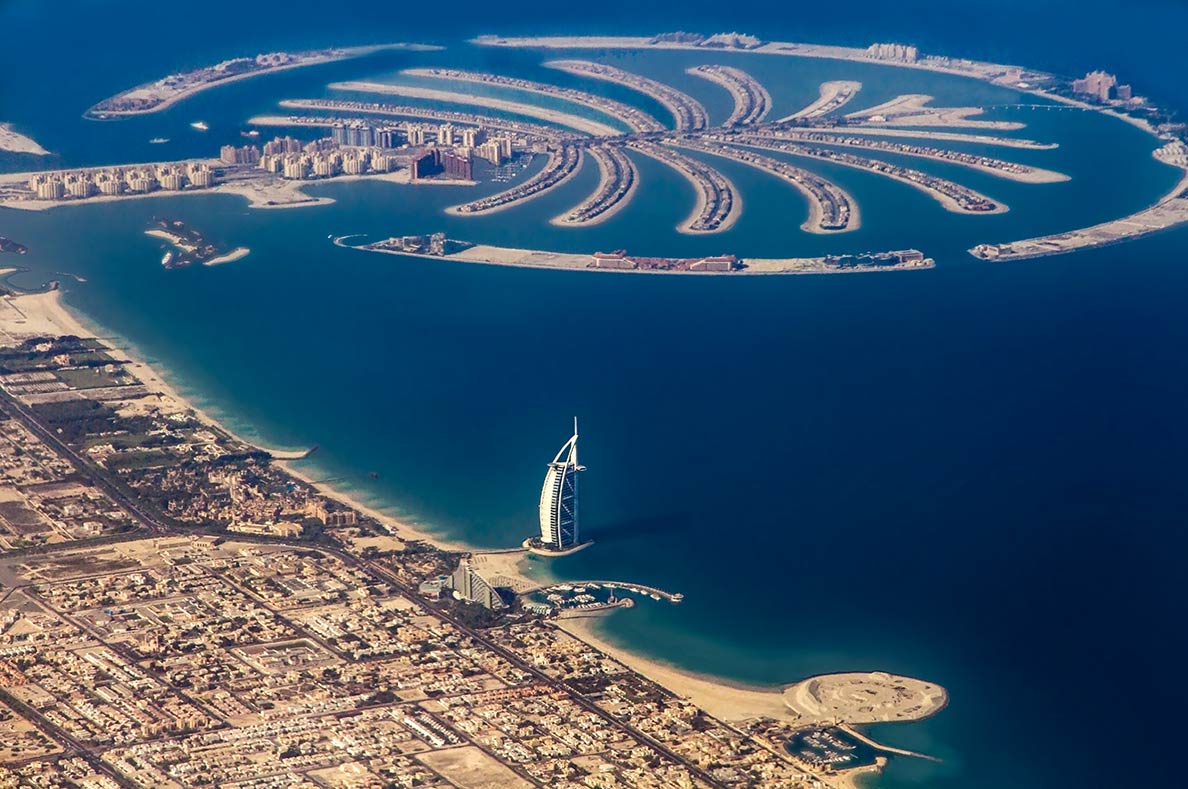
left=0, top=167, right=468, bottom=214
left=0, top=283, right=947, bottom=786
left=626, top=142, right=742, bottom=234
left=0, top=122, right=50, bottom=156
left=670, top=140, right=860, bottom=233
left=447, top=148, right=581, bottom=216
left=548, top=145, right=639, bottom=226
left=7, top=287, right=489, bottom=567
left=729, top=138, right=1010, bottom=215
left=557, top=616, right=799, bottom=723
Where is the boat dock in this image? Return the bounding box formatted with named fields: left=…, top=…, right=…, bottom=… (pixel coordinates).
left=525, top=580, right=684, bottom=603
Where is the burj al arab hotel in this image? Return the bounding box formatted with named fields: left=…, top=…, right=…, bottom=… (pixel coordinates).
left=538, top=418, right=586, bottom=552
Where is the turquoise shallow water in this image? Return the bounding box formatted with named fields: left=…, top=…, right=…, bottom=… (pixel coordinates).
left=3, top=3, right=1188, bottom=787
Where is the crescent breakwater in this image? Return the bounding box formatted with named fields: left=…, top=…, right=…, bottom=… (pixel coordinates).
left=400, top=68, right=664, bottom=134
left=545, top=60, right=709, bottom=131
left=336, top=235, right=934, bottom=276
left=669, top=137, right=857, bottom=233
left=686, top=65, right=772, bottom=127
left=972, top=144, right=1188, bottom=261
left=84, top=43, right=440, bottom=119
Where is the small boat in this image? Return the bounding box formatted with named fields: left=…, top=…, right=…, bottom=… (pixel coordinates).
left=149, top=137, right=169, bottom=144
left=241, top=129, right=260, bottom=138
left=190, top=121, right=209, bottom=131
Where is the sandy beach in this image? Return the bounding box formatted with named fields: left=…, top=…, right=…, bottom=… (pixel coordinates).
left=205, top=247, right=251, bottom=266
left=626, top=142, right=742, bottom=234
left=847, top=93, right=1026, bottom=131
left=785, top=80, right=863, bottom=121
left=328, top=81, right=614, bottom=136
left=0, top=284, right=947, bottom=789
left=0, top=287, right=484, bottom=561
left=686, top=65, right=773, bottom=127
left=557, top=617, right=798, bottom=723
left=0, top=167, right=467, bottom=214
left=549, top=145, right=639, bottom=226
left=347, top=238, right=931, bottom=276
left=671, top=140, right=860, bottom=233
left=0, top=122, right=50, bottom=156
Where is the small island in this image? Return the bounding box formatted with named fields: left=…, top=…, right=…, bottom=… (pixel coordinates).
left=0, top=236, right=29, bottom=255
left=146, top=218, right=249, bottom=268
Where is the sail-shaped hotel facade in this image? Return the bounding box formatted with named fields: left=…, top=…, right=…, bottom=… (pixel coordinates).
left=538, top=419, right=585, bottom=551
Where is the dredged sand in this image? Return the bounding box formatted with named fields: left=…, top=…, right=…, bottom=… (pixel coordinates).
left=0, top=123, right=49, bottom=156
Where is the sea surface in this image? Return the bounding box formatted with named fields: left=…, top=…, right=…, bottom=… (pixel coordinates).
left=3, top=2, right=1188, bottom=787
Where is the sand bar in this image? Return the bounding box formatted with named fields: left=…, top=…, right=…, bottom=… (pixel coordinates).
left=0, top=123, right=49, bottom=156
left=205, top=247, right=251, bottom=266
left=329, top=81, right=617, bottom=136
left=847, top=93, right=1025, bottom=130
left=785, top=80, right=862, bottom=121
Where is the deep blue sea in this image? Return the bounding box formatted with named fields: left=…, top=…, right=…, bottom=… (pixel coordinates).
left=3, top=2, right=1188, bottom=787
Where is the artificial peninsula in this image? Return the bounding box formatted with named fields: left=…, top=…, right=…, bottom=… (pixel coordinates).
left=0, top=29, right=1183, bottom=282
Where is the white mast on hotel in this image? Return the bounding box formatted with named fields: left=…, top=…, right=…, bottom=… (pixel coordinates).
left=538, top=417, right=585, bottom=550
